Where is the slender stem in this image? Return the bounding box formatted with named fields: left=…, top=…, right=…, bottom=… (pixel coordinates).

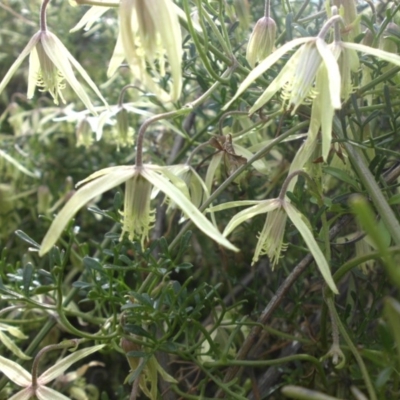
left=340, top=135, right=400, bottom=245
left=182, top=0, right=232, bottom=84
left=31, top=340, right=81, bottom=389
left=327, top=296, right=377, bottom=400
left=317, top=15, right=342, bottom=39
left=218, top=111, right=248, bottom=136
left=40, top=0, right=50, bottom=31
left=264, top=0, right=270, bottom=18
left=332, top=6, right=341, bottom=43
left=278, top=170, right=316, bottom=200
left=135, top=66, right=235, bottom=168
left=325, top=294, right=342, bottom=365
left=118, top=85, right=142, bottom=108
left=135, top=110, right=188, bottom=168
left=186, top=141, right=210, bottom=165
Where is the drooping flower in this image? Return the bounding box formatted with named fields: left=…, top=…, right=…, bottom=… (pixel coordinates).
left=0, top=30, right=108, bottom=114
left=109, top=0, right=183, bottom=102
left=211, top=197, right=338, bottom=293
left=39, top=164, right=238, bottom=256
left=225, top=34, right=341, bottom=115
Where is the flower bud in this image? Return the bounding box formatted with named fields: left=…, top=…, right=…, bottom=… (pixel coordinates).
left=37, top=185, right=52, bottom=214
left=75, top=118, right=93, bottom=148
left=246, top=16, right=276, bottom=68
left=379, top=23, right=400, bottom=53
left=361, top=28, right=374, bottom=47
left=115, top=107, right=134, bottom=149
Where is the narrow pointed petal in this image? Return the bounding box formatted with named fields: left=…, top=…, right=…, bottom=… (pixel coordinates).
left=107, top=33, right=125, bottom=77
left=343, top=42, right=400, bottom=66
left=145, top=0, right=183, bottom=100
left=0, top=32, right=40, bottom=96
left=284, top=202, right=338, bottom=294
left=0, top=355, right=31, bottom=386
left=205, top=152, right=224, bottom=194
left=0, top=324, right=27, bottom=339
left=248, top=50, right=298, bottom=113
left=40, top=344, right=105, bottom=384
left=224, top=37, right=311, bottom=109
left=77, top=165, right=132, bottom=187
left=39, top=170, right=133, bottom=256
left=119, top=0, right=139, bottom=70
left=142, top=169, right=238, bottom=251
left=0, top=331, right=31, bottom=360
left=41, top=32, right=108, bottom=113
left=70, top=6, right=110, bottom=32
left=36, top=386, right=72, bottom=400
left=223, top=200, right=280, bottom=237
left=27, top=46, right=40, bottom=99
left=316, top=38, right=341, bottom=109
left=317, top=66, right=335, bottom=160
left=8, top=388, right=33, bottom=400
left=209, top=200, right=261, bottom=213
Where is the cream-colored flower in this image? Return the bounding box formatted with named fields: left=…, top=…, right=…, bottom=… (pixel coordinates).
left=0, top=30, right=107, bottom=114
left=211, top=197, right=338, bottom=293
left=225, top=35, right=341, bottom=115
left=39, top=164, right=238, bottom=256
left=110, top=0, right=183, bottom=102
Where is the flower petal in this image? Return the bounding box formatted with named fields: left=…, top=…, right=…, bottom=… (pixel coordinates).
left=0, top=355, right=31, bottom=386
left=0, top=32, right=40, bottom=96
left=284, top=202, right=338, bottom=294
left=40, top=31, right=108, bottom=114
left=205, top=152, right=224, bottom=194
left=39, top=169, right=133, bottom=256
left=27, top=45, right=40, bottom=99
left=70, top=6, right=110, bottom=32
left=107, top=33, right=125, bottom=78
left=248, top=46, right=301, bottom=113
left=145, top=0, right=183, bottom=100
left=224, top=37, right=311, bottom=109
left=142, top=168, right=238, bottom=251
left=36, top=386, right=72, bottom=400
left=8, top=387, right=33, bottom=400
left=316, top=38, right=341, bottom=109
left=39, top=344, right=105, bottom=384
left=343, top=42, right=400, bottom=66
left=223, top=200, right=280, bottom=237
left=0, top=331, right=31, bottom=360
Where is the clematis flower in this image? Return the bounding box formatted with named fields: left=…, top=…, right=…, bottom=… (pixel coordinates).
left=110, top=0, right=183, bottom=102
left=225, top=34, right=341, bottom=115
left=211, top=197, right=338, bottom=293
left=0, top=30, right=107, bottom=114
left=39, top=164, right=238, bottom=256
left=0, top=343, right=104, bottom=400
